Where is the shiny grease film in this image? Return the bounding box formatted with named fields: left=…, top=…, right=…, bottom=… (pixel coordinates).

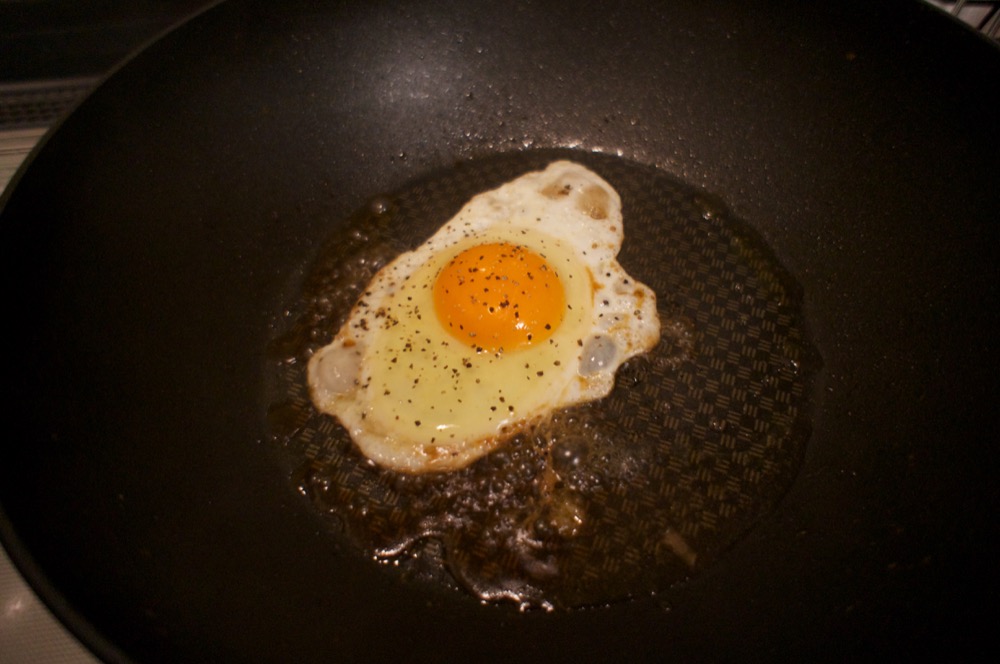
left=266, top=150, right=821, bottom=610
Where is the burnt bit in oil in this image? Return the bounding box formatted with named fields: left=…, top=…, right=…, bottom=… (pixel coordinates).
left=577, top=184, right=610, bottom=220
left=264, top=149, right=822, bottom=612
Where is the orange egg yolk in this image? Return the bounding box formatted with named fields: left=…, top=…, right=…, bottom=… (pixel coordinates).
left=433, top=242, right=566, bottom=353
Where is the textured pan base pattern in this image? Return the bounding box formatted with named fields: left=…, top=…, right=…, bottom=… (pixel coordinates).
left=266, top=150, right=821, bottom=609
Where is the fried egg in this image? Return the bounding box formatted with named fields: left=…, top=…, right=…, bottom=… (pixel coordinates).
left=307, top=161, right=659, bottom=473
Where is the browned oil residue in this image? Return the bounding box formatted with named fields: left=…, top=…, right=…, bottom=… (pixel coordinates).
left=265, top=151, right=821, bottom=611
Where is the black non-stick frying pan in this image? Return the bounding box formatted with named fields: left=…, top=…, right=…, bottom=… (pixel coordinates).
left=2, top=0, right=998, bottom=661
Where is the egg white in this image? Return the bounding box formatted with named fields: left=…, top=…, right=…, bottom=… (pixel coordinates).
left=308, top=161, right=660, bottom=473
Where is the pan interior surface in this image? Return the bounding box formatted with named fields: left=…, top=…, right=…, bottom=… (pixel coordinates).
left=267, top=149, right=821, bottom=611
left=0, top=0, right=998, bottom=661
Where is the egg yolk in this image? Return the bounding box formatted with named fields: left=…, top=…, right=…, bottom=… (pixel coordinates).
left=433, top=242, right=566, bottom=353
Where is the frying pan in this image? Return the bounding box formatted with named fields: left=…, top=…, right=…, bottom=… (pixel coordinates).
left=2, top=0, right=998, bottom=660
